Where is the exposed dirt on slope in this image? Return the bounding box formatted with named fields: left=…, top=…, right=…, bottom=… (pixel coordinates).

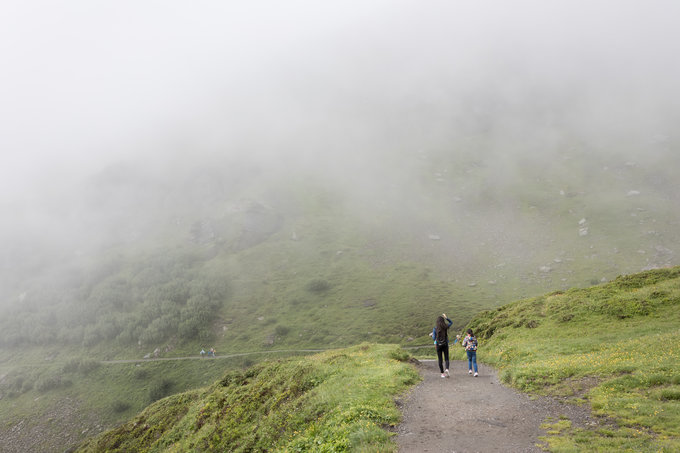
left=396, top=360, right=598, bottom=453
left=0, top=397, right=104, bottom=453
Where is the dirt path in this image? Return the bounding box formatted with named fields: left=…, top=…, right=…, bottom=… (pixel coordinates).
left=100, top=348, right=326, bottom=364
left=396, top=360, right=594, bottom=453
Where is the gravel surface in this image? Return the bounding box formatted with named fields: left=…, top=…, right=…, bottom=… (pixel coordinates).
left=396, top=360, right=597, bottom=453
left=0, top=397, right=104, bottom=453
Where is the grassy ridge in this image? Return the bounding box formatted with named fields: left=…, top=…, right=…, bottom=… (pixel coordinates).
left=73, top=267, right=680, bottom=452
left=468, top=266, right=680, bottom=452
left=76, top=344, right=418, bottom=452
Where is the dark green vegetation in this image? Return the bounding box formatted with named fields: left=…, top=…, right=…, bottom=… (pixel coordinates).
left=470, top=266, right=680, bottom=452
left=76, top=344, right=418, bottom=452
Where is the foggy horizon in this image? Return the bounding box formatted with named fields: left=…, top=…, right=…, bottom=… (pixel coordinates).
left=2, top=1, right=679, bottom=204
left=1, top=1, right=679, bottom=300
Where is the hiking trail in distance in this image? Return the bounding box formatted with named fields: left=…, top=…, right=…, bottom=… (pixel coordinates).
left=395, top=359, right=598, bottom=453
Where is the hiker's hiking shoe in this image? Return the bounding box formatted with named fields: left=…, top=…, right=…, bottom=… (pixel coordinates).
left=474, top=372, right=479, bottom=377
left=445, top=369, right=450, bottom=377
left=468, top=369, right=473, bottom=375
left=441, top=373, right=446, bottom=378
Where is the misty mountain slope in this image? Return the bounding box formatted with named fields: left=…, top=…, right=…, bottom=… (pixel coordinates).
left=1, top=142, right=679, bottom=354
left=69, top=267, right=680, bottom=453
left=1, top=150, right=678, bottom=452
left=3, top=3, right=680, bottom=451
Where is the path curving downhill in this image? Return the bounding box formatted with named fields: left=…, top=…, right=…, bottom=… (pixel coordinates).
left=396, top=360, right=595, bottom=453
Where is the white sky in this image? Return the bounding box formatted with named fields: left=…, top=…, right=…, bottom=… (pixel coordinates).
left=1, top=1, right=678, bottom=203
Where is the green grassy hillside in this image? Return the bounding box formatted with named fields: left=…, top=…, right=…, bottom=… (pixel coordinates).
left=1, top=148, right=679, bottom=450
left=71, top=266, right=680, bottom=452
left=468, top=266, right=680, bottom=452
left=75, top=344, right=418, bottom=453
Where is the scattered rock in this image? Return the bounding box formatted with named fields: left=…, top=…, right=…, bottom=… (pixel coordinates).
left=428, top=234, right=441, bottom=241
left=627, top=190, right=641, bottom=196
left=655, top=245, right=673, bottom=255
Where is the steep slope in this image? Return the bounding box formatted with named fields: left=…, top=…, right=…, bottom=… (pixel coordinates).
left=75, top=344, right=418, bottom=452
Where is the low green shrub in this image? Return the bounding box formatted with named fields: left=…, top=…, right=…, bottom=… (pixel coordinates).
left=35, top=375, right=71, bottom=393
left=111, top=400, right=131, bottom=413
left=148, top=378, right=174, bottom=403
left=388, top=348, right=410, bottom=362
left=306, top=279, right=331, bottom=293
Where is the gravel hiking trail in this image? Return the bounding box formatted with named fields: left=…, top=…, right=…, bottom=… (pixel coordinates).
left=396, top=359, right=596, bottom=453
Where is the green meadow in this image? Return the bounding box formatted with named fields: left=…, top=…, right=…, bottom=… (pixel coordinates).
left=55, top=267, right=680, bottom=451
left=470, top=266, right=680, bottom=452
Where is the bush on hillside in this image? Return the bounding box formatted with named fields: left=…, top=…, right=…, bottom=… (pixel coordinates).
left=35, top=375, right=72, bottom=393
left=306, top=279, right=331, bottom=293
left=0, top=250, right=229, bottom=349
left=274, top=325, right=290, bottom=337
left=62, top=358, right=100, bottom=375
left=133, top=367, right=148, bottom=380
left=388, top=348, right=410, bottom=362
left=148, top=378, right=174, bottom=403
left=111, top=400, right=131, bottom=413
left=0, top=372, right=34, bottom=397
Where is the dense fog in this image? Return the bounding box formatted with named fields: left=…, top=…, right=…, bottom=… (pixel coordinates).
left=1, top=1, right=679, bottom=305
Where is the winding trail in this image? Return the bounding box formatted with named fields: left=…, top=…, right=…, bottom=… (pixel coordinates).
left=396, top=359, right=595, bottom=453
left=100, top=349, right=326, bottom=364
left=100, top=345, right=434, bottom=365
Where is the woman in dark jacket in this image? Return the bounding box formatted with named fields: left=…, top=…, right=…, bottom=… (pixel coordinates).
left=430, top=313, right=453, bottom=378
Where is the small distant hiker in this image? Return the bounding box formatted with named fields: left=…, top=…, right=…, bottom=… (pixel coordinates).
left=200, top=349, right=206, bottom=358
left=208, top=347, right=216, bottom=358
left=429, top=313, right=453, bottom=378
left=462, top=329, right=479, bottom=377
